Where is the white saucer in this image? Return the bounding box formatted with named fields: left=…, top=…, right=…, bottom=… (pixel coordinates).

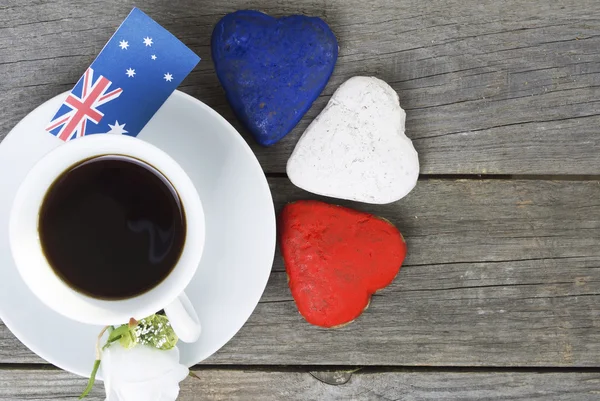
left=0, top=91, right=276, bottom=377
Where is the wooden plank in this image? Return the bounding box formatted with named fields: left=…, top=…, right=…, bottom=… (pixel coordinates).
left=2, top=178, right=600, bottom=366
left=2, top=367, right=600, bottom=400
left=2, top=0, right=600, bottom=174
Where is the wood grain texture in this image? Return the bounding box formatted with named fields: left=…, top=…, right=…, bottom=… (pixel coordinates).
left=2, top=367, right=600, bottom=400
left=1, top=178, right=599, bottom=366
left=2, top=0, right=600, bottom=174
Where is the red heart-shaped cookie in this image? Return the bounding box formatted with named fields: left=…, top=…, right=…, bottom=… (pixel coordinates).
left=279, top=200, right=406, bottom=328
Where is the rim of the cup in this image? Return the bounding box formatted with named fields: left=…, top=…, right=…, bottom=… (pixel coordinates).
left=8, top=134, right=205, bottom=325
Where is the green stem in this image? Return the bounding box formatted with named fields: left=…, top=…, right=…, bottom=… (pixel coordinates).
left=102, top=336, right=122, bottom=350
left=79, top=359, right=101, bottom=399
left=102, top=323, right=133, bottom=350
left=79, top=325, right=109, bottom=398
left=107, top=324, right=129, bottom=343
left=95, top=326, right=110, bottom=360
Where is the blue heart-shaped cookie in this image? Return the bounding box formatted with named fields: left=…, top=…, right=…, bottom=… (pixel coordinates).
left=212, top=10, right=338, bottom=146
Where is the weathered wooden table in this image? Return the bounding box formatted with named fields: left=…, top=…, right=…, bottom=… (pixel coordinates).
left=2, top=0, right=600, bottom=399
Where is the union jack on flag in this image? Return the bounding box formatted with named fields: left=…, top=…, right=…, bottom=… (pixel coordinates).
left=46, top=67, right=123, bottom=141
left=46, top=7, right=200, bottom=141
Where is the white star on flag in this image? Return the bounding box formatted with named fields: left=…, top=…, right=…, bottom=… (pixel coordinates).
left=151, top=54, right=157, bottom=60
left=143, top=37, right=153, bottom=46
left=119, top=40, right=129, bottom=50
left=164, top=72, right=173, bottom=82
left=126, top=68, right=135, bottom=78
left=107, top=120, right=128, bottom=135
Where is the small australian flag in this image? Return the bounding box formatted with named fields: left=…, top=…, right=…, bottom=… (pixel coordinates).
left=46, top=7, right=200, bottom=141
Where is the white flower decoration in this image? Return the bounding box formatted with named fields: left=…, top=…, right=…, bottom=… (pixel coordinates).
left=101, top=344, right=188, bottom=401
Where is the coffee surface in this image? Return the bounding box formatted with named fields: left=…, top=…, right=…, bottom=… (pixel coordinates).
left=39, top=155, right=186, bottom=299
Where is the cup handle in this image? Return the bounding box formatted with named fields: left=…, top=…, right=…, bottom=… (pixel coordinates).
left=163, top=292, right=201, bottom=343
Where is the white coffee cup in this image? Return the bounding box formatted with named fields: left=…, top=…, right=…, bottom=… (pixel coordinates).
left=9, top=134, right=204, bottom=343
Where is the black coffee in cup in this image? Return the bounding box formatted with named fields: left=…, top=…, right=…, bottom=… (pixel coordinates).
left=38, top=155, right=186, bottom=300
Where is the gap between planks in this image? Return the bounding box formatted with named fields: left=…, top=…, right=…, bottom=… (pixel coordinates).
left=3, top=363, right=600, bottom=374
left=264, top=172, right=600, bottom=181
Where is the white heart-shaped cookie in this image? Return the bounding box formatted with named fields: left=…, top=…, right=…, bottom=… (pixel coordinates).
left=287, top=76, right=419, bottom=204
